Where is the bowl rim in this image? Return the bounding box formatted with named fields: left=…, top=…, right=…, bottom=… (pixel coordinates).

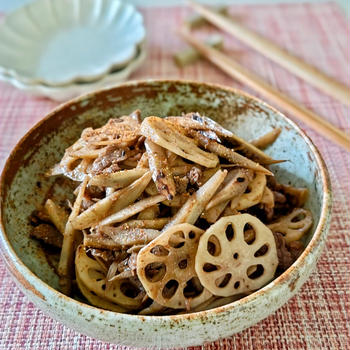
left=0, top=79, right=332, bottom=322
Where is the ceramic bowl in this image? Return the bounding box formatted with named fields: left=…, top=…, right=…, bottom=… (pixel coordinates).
left=0, top=46, right=146, bottom=101
left=0, top=80, right=331, bottom=348
left=0, top=0, right=145, bottom=86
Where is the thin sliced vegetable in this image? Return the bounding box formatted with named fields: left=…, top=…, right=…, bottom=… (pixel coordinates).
left=145, top=139, right=176, bottom=200
left=163, top=169, right=227, bottom=230
left=72, top=172, right=151, bottom=229
left=99, top=195, right=166, bottom=226
left=141, top=116, right=219, bottom=167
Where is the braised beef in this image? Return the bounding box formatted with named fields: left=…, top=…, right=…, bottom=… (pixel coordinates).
left=91, top=146, right=128, bottom=174
left=273, top=232, right=304, bottom=271
left=174, top=175, right=189, bottom=194
left=30, top=224, right=62, bottom=248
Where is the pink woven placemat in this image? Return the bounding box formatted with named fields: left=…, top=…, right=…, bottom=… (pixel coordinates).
left=0, top=2, right=349, bottom=349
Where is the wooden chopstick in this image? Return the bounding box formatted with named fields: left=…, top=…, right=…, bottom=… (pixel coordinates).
left=179, top=27, right=350, bottom=151
left=188, top=0, right=350, bottom=106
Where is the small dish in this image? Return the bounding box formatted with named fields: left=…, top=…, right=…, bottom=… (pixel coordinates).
left=0, top=46, right=146, bottom=101
left=0, top=80, right=331, bottom=348
left=0, top=0, right=145, bottom=86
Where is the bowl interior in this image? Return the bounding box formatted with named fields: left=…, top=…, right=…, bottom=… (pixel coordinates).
left=1, top=80, right=324, bottom=294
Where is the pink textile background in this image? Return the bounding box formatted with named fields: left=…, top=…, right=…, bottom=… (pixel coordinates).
left=0, top=2, right=349, bottom=349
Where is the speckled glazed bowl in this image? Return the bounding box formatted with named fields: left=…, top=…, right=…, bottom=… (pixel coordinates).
left=0, top=80, right=331, bottom=348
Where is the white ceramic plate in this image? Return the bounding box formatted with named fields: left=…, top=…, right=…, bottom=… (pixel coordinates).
left=0, top=0, right=145, bottom=86
left=0, top=47, right=146, bottom=101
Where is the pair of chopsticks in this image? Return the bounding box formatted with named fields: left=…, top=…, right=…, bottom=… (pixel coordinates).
left=179, top=1, right=350, bottom=152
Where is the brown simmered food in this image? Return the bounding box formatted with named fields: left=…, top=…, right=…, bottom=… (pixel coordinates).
left=33, top=111, right=312, bottom=314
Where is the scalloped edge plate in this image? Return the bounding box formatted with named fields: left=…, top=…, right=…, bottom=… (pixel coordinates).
left=0, top=0, right=146, bottom=86
left=0, top=46, right=146, bottom=101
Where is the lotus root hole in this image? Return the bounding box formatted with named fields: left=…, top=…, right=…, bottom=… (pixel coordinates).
left=203, top=263, right=219, bottom=272
left=234, top=281, right=240, bottom=289
left=215, top=273, right=232, bottom=288
left=183, top=277, right=204, bottom=298
left=162, top=280, right=179, bottom=299
left=247, top=264, right=265, bottom=279
left=244, top=186, right=252, bottom=194
left=254, top=244, right=269, bottom=257
left=150, top=245, right=169, bottom=256
left=88, top=268, right=105, bottom=280
left=233, top=252, right=239, bottom=259
left=244, top=223, right=256, bottom=245
left=120, top=282, right=141, bottom=298
left=168, top=231, right=185, bottom=248
left=207, top=235, right=221, bottom=256
left=145, top=262, right=167, bottom=282
left=291, top=212, right=306, bottom=222
left=178, top=259, right=188, bottom=269
left=188, top=231, right=196, bottom=239
left=225, top=224, right=234, bottom=241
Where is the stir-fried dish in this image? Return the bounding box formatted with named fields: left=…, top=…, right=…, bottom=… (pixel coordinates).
left=30, top=111, right=313, bottom=315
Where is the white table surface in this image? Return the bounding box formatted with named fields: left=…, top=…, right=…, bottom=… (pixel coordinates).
left=0, top=0, right=349, bottom=18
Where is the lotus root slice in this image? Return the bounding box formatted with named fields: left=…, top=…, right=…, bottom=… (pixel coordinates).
left=76, top=275, right=128, bottom=312
left=137, top=223, right=212, bottom=309
left=75, top=245, right=144, bottom=309
left=195, top=214, right=278, bottom=297
left=235, top=173, right=266, bottom=210
left=268, top=208, right=313, bottom=243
